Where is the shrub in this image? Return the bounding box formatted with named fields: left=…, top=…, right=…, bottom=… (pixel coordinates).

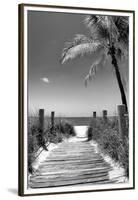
left=28, top=117, right=76, bottom=174
left=87, top=117, right=129, bottom=177
left=28, top=124, right=47, bottom=174
left=57, top=120, right=76, bottom=136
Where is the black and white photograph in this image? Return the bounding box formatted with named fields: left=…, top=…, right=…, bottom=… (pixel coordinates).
left=19, top=4, right=135, bottom=196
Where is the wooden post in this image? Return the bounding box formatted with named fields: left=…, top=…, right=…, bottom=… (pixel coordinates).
left=93, top=111, right=96, bottom=118
left=39, top=109, right=44, bottom=132
left=51, top=111, right=55, bottom=134
left=51, top=111, right=55, bottom=127
left=118, top=105, right=127, bottom=138
left=103, top=110, right=107, bottom=120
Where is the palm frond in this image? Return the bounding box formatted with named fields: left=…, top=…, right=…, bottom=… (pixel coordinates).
left=84, top=16, right=111, bottom=40
left=84, top=16, right=108, bottom=30
left=61, top=34, right=103, bottom=64
left=84, top=54, right=107, bottom=87
left=115, top=17, right=129, bottom=47
left=115, top=41, right=128, bottom=60
left=84, top=15, right=128, bottom=47
left=116, top=48, right=122, bottom=60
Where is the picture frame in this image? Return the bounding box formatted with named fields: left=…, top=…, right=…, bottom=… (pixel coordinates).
left=18, top=3, right=135, bottom=196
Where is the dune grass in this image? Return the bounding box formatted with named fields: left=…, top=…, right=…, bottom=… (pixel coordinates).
left=28, top=117, right=76, bottom=174
left=87, top=117, right=129, bottom=177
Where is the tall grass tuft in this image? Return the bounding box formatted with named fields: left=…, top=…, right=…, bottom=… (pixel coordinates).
left=28, top=116, right=76, bottom=174
left=87, top=117, right=129, bottom=177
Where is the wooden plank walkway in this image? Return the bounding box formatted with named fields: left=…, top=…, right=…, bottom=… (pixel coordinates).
left=29, top=138, right=116, bottom=188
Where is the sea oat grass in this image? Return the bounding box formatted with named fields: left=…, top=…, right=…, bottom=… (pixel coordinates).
left=28, top=116, right=76, bottom=174
left=87, top=117, right=129, bottom=177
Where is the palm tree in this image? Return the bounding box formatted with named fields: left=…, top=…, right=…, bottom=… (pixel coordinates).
left=61, top=15, right=129, bottom=112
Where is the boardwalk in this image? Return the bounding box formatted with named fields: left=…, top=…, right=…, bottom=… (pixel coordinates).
left=29, top=127, right=118, bottom=188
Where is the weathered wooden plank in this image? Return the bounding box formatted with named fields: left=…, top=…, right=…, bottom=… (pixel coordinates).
left=31, top=171, right=108, bottom=180
left=40, top=159, right=106, bottom=166
left=30, top=176, right=110, bottom=188
left=39, top=163, right=110, bottom=170
left=31, top=173, right=109, bottom=184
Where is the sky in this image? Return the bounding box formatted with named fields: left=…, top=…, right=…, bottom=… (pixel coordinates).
left=28, top=10, right=129, bottom=117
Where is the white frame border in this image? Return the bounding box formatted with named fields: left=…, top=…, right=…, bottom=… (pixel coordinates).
left=23, top=5, right=134, bottom=195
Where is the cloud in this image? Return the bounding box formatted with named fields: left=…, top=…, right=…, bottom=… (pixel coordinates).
left=40, top=77, right=50, bottom=84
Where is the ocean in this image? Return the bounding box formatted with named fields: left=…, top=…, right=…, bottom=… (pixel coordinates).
left=28, top=116, right=116, bottom=128
left=28, top=116, right=92, bottom=127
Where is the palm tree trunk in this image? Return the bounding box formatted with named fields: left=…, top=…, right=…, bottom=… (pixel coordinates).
left=110, top=52, right=128, bottom=113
